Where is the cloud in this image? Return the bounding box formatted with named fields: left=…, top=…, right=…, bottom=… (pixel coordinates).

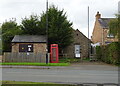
left=0, top=0, right=120, bottom=37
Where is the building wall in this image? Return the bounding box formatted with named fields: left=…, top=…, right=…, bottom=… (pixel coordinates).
left=63, top=29, right=91, bottom=58
left=12, top=43, right=47, bottom=54
left=91, top=20, right=118, bottom=45
left=12, top=43, right=19, bottom=52
left=91, top=19, right=103, bottom=44
left=91, top=11, right=118, bottom=45
left=34, top=43, right=47, bottom=54
left=103, top=29, right=118, bottom=45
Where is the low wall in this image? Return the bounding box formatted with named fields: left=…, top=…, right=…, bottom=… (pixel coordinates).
left=3, top=52, right=46, bottom=63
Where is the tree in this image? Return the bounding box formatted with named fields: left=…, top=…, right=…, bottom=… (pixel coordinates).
left=109, top=14, right=120, bottom=42
left=21, top=5, right=73, bottom=52
left=2, top=19, right=22, bottom=52
left=40, top=5, right=73, bottom=51
left=21, top=15, right=46, bottom=35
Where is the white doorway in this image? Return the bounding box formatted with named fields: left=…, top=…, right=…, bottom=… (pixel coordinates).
left=75, top=45, right=81, bottom=58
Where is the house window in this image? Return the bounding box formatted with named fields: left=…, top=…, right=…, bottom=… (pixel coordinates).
left=105, top=42, right=112, bottom=45
left=107, top=34, right=114, bottom=38
left=19, top=44, right=33, bottom=52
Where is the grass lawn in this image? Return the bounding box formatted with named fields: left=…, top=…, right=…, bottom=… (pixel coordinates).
left=1, top=81, right=76, bottom=86
left=0, top=62, right=70, bottom=66
left=59, top=58, right=81, bottom=63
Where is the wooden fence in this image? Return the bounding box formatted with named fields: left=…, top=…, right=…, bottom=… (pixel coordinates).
left=3, top=52, right=46, bottom=63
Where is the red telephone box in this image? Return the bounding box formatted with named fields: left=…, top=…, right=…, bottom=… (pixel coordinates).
left=50, top=44, right=59, bottom=63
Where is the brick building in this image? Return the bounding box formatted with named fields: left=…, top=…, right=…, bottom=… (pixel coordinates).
left=3, top=35, right=47, bottom=63
left=91, top=12, right=118, bottom=45
left=63, top=29, right=91, bottom=59
left=12, top=35, right=47, bottom=54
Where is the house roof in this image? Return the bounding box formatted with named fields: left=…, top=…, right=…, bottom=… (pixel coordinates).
left=12, top=35, right=47, bottom=43
left=98, top=18, right=115, bottom=28
left=75, top=29, right=92, bottom=43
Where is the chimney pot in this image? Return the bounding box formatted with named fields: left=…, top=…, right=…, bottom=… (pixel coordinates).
left=96, top=11, right=101, bottom=19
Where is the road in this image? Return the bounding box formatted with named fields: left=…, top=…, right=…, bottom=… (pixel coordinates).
left=2, top=63, right=119, bottom=84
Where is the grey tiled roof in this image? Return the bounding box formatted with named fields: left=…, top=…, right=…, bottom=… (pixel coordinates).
left=12, top=35, right=47, bottom=43
left=98, top=18, right=115, bottom=28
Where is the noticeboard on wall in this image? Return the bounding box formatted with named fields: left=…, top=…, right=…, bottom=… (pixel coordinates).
left=19, top=44, right=33, bottom=52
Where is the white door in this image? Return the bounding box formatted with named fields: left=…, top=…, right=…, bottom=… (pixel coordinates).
left=75, top=45, right=80, bottom=58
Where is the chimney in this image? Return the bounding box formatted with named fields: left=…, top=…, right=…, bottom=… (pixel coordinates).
left=95, top=11, right=101, bottom=19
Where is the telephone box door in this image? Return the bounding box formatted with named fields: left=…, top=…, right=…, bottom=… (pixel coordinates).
left=50, top=44, right=59, bottom=63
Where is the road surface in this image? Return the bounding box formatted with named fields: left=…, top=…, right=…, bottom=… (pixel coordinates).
left=2, top=63, right=119, bottom=84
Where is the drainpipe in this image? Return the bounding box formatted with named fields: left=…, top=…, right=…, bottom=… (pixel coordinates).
left=101, top=28, right=104, bottom=45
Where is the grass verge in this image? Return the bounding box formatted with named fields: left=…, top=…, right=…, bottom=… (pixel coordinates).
left=59, top=58, right=81, bottom=63
left=2, top=81, right=54, bottom=84
left=1, top=81, right=76, bottom=86
left=0, top=62, right=70, bottom=66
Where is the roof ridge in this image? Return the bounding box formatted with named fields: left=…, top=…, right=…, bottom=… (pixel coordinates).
left=98, top=18, right=115, bottom=28
left=12, top=35, right=47, bottom=43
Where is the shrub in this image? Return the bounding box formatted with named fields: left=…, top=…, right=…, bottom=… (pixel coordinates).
left=96, top=46, right=102, bottom=60
left=96, top=42, right=120, bottom=65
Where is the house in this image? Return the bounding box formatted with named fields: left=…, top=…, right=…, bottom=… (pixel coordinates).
left=63, top=29, right=91, bottom=59
left=91, top=12, right=118, bottom=45
left=3, top=35, right=47, bottom=63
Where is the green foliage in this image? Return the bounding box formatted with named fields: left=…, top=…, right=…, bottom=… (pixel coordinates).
left=96, top=46, right=102, bottom=60
left=96, top=42, right=120, bottom=65
left=59, top=57, right=80, bottom=63
left=109, top=14, right=120, bottom=42
left=21, top=15, right=46, bottom=35
left=108, top=42, right=120, bottom=64
left=40, top=5, right=73, bottom=50
left=21, top=5, right=73, bottom=51
left=1, top=62, right=70, bottom=66
left=2, top=5, right=73, bottom=52
left=2, top=81, right=76, bottom=86
left=1, top=20, right=22, bottom=52
left=109, top=19, right=119, bottom=36
left=2, top=81, right=55, bottom=84
left=0, top=29, right=2, bottom=54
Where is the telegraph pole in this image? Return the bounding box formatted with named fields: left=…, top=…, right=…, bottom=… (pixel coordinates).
left=46, top=0, right=48, bottom=64
left=88, top=6, right=90, bottom=58
left=118, top=1, right=120, bottom=14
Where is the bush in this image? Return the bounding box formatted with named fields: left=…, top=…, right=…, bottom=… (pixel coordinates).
left=96, top=46, right=102, bottom=60
left=59, top=57, right=81, bottom=63
left=96, top=42, right=120, bottom=65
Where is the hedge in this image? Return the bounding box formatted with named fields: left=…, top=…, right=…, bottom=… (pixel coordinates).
left=96, top=42, right=120, bottom=65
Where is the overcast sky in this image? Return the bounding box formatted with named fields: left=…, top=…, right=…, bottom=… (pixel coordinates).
left=0, top=0, right=120, bottom=38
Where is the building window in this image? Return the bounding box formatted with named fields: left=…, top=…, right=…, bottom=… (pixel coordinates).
left=19, top=44, right=33, bottom=52
left=107, top=34, right=114, bottom=38
left=105, top=42, right=112, bottom=45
